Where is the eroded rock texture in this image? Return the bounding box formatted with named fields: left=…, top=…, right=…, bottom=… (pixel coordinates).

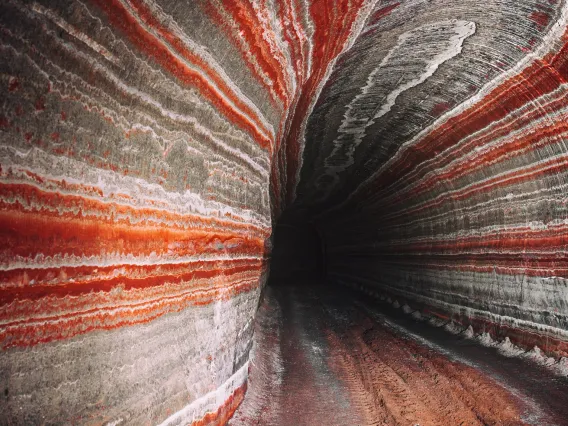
left=0, top=0, right=568, bottom=424
left=295, top=0, right=568, bottom=359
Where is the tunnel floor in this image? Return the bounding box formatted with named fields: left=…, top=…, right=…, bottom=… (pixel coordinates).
left=229, top=285, right=568, bottom=426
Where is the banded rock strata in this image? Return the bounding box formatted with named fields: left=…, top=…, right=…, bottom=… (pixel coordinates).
left=296, top=0, right=568, bottom=358
left=0, top=0, right=568, bottom=424
left=0, top=0, right=372, bottom=423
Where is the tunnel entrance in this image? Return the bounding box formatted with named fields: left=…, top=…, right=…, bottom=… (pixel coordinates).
left=267, top=221, right=326, bottom=286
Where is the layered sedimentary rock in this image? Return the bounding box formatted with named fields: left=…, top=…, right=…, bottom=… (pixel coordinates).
left=0, top=0, right=373, bottom=423
left=295, top=0, right=568, bottom=358
left=1, top=0, right=568, bottom=423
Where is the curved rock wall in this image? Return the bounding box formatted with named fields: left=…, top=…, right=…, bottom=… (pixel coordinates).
left=0, top=0, right=373, bottom=423
left=295, top=0, right=568, bottom=358
left=1, top=0, right=568, bottom=423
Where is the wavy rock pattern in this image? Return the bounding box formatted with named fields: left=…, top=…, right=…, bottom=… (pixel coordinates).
left=297, top=0, right=568, bottom=357
left=0, top=0, right=372, bottom=423
left=1, top=0, right=568, bottom=423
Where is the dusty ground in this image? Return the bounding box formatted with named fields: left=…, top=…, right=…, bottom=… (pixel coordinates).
left=229, top=285, right=568, bottom=426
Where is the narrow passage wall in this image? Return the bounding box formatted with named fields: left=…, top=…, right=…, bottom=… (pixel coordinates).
left=1, top=0, right=568, bottom=424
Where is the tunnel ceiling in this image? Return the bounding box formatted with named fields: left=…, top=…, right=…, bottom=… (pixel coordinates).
left=1, top=0, right=568, bottom=424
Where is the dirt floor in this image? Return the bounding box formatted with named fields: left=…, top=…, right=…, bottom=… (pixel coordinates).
left=229, top=285, right=568, bottom=426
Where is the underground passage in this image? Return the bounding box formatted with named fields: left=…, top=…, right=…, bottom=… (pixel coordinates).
left=2, top=0, right=568, bottom=424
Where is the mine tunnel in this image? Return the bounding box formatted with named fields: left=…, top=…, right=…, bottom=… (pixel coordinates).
left=268, top=220, right=326, bottom=287
left=2, top=0, right=568, bottom=425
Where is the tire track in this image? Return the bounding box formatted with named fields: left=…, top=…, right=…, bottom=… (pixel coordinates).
left=231, top=285, right=546, bottom=425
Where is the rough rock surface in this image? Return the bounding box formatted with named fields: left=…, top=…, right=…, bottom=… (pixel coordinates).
left=0, top=0, right=568, bottom=424
left=295, top=0, right=568, bottom=358
left=231, top=285, right=568, bottom=426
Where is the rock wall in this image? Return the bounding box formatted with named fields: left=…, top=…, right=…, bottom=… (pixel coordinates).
left=294, top=0, right=568, bottom=358
left=0, top=0, right=373, bottom=423
left=1, top=0, right=568, bottom=423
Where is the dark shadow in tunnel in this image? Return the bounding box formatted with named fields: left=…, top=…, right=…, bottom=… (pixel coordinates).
left=267, top=220, right=326, bottom=287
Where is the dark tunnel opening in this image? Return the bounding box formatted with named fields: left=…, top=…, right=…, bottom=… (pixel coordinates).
left=267, top=221, right=326, bottom=287
left=234, top=210, right=568, bottom=426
